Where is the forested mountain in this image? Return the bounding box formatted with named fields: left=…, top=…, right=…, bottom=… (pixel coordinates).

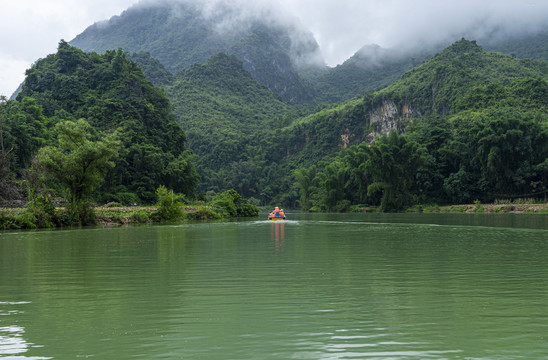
left=307, top=45, right=433, bottom=104
left=289, top=40, right=548, bottom=210
left=69, top=0, right=548, bottom=110
left=275, top=40, right=547, bottom=165
left=69, top=0, right=437, bottom=106
left=160, top=39, right=548, bottom=207
left=14, top=41, right=199, bottom=203
left=165, top=52, right=295, bottom=190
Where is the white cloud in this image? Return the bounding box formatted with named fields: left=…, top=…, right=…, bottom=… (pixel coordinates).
left=0, top=0, right=138, bottom=97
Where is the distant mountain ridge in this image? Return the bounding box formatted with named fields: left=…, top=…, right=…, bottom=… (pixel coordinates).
left=71, top=0, right=322, bottom=103
left=70, top=1, right=548, bottom=107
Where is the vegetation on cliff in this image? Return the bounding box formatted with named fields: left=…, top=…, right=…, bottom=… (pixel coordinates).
left=292, top=40, right=548, bottom=211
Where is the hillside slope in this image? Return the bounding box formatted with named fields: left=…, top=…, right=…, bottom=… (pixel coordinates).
left=285, top=39, right=548, bottom=210
left=166, top=53, right=294, bottom=171
left=277, top=39, right=548, bottom=169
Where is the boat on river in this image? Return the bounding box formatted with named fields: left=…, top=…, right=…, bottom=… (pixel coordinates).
left=268, top=207, right=286, bottom=221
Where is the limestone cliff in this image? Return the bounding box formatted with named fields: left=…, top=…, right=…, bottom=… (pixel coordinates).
left=365, top=100, right=419, bottom=142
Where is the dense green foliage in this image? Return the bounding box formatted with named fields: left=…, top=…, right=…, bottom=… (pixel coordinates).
left=307, top=45, right=432, bottom=104
left=152, top=185, right=184, bottom=221
left=37, top=119, right=120, bottom=223
left=374, top=40, right=548, bottom=116
left=16, top=41, right=199, bottom=204
left=211, top=189, right=260, bottom=217
left=162, top=39, right=548, bottom=209
left=291, top=41, right=548, bottom=211
left=38, top=119, right=120, bottom=204
left=0, top=97, right=49, bottom=178
left=165, top=53, right=303, bottom=195
left=3, top=31, right=548, bottom=217
left=129, top=52, right=174, bottom=87
left=69, top=0, right=444, bottom=107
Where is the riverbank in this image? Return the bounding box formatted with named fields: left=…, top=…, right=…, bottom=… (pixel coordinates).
left=0, top=204, right=233, bottom=230
left=94, top=205, right=224, bottom=226
left=1, top=189, right=260, bottom=230
left=411, top=202, right=548, bottom=214
left=3, top=202, right=547, bottom=230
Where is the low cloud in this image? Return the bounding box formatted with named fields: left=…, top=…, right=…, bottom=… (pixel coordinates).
left=279, top=0, right=548, bottom=65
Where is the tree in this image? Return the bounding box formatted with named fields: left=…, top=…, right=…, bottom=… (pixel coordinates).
left=366, top=130, right=425, bottom=212
left=293, top=165, right=318, bottom=211
left=322, top=160, right=350, bottom=211
left=152, top=185, right=183, bottom=221
left=211, top=189, right=259, bottom=217
left=19, top=41, right=199, bottom=203
left=37, top=119, right=120, bottom=223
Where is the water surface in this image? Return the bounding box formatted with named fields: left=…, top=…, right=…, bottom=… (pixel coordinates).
left=1, top=213, right=547, bottom=359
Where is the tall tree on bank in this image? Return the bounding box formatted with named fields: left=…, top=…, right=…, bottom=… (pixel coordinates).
left=37, top=119, right=120, bottom=223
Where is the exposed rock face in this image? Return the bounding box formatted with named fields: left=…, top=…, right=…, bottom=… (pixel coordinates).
left=340, top=132, right=350, bottom=148
left=365, top=100, right=419, bottom=142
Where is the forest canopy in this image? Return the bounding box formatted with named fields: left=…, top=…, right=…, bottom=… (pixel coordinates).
left=6, top=41, right=199, bottom=205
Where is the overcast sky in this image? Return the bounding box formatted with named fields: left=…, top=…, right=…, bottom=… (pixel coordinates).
left=1, top=0, right=547, bottom=97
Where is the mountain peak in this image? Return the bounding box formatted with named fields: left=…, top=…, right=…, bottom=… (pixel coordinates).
left=437, top=38, right=483, bottom=58
left=70, top=0, right=323, bottom=103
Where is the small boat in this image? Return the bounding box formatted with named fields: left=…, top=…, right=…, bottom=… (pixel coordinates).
left=268, top=207, right=286, bottom=221
left=268, top=215, right=286, bottom=221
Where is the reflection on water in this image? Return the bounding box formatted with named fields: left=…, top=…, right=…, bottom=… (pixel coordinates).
left=0, top=302, right=50, bottom=360
left=270, top=221, right=285, bottom=252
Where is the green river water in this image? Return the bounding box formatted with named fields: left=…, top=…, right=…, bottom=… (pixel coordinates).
left=1, top=213, right=547, bottom=359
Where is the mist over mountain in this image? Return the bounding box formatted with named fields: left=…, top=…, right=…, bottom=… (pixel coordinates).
left=68, top=0, right=548, bottom=108
left=70, top=0, right=324, bottom=103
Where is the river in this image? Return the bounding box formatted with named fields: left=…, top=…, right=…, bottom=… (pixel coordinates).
left=1, top=213, right=547, bottom=359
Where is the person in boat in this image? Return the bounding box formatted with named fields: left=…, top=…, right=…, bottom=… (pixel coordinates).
left=269, top=207, right=283, bottom=219
left=280, top=209, right=285, bottom=218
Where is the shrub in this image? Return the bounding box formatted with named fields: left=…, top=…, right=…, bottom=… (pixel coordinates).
left=151, top=186, right=183, bottom=221
left=0, top=210, right=36, bottom=230
left=130, top=209, right=152, bottom=223
left=65, top=201, right=96, bottom=226
left=186, top=206, right=223, bottom=220
left=103, top=202, right=122, bottom=208
left=25, top=192, right=57, bottom=228
left=113, top=192, right=140, bottom=206
left=211, top=189, right=259, bottom=217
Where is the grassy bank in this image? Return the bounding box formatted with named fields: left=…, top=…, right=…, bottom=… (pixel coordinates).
left=348, top=199, right=548, bottom=214
left=0, top=204, right=229, bottom=230
left=409, top=202, right=548, bottom=214
left=0, top=189, right=260, bottom=230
